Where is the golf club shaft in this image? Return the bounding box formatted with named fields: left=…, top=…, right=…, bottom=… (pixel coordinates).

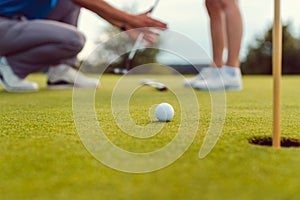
left=126, top=0, right=160, bottom=69
left=272, top=0, right=282, bottom=148
left=148, top=0, right=160, bottom=13
left=128, top=32, right=145, bottom=60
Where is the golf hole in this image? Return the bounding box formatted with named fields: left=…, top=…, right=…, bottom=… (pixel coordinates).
left=248, top=136, right=300, bottom=148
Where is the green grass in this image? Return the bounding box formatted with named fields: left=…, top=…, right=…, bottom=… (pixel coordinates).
left=1, top=74, right=300, bottom=200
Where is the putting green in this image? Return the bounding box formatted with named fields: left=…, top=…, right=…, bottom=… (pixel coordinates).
left=0, top=74, right=300, bottom=200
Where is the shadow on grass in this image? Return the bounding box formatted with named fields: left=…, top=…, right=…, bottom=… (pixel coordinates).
left=249, top=136, right=300, bottom=148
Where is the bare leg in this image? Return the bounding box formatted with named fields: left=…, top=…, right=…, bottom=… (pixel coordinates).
left=185, top=0, right=243, bottom=90
left=224, top=0, right=243, bottom=68
left=205, top=0, right=225, bottom=68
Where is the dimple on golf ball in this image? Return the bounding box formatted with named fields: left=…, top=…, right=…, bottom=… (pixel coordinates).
left=155, top=103, right=174, bottom=122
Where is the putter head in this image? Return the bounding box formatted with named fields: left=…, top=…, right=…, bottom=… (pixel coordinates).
left=140, top=79, right=168, bottom=92
left=109, top=68, right=128, bottom=75
left=155, top=84, right=168, bottom=91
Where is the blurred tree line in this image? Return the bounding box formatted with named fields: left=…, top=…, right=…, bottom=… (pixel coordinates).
left=81, top=25, right=160, bottom=74
left=242, top=24, right=300, bottom=74
left=80, top=5, right=160, bottom=74
left=82, top=15, right=300, bottom=75
left=105, top=28, right=160, bottom=71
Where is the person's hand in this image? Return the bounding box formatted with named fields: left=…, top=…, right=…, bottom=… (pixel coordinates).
left=129, top=13, right=167, bottom=30
left=123, top=12, right=167, bottom=45
left=125, top=28, right=160, bottom=46
left=72, top=0, right=168, bottom=32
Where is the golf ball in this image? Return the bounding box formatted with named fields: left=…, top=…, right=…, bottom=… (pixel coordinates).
left=155, top=103, right=174, bottom=122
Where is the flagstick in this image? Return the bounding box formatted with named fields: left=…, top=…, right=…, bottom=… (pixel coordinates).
left=272, top=0, right=282, bottom=148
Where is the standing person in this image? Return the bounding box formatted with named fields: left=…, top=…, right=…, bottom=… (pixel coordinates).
left=0, top=0, right=167, bottom=92
left=184, top=0, right=243, bottom=91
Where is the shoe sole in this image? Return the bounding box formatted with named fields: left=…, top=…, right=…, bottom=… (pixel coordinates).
left=183, top=82, right=193, bottom=87
left=193, top=85, right=243, bottom=91
left=47, top=85, right=74, bottom=89
left=47, top=84, right=99, bottom=89
left=47, top=78, right=99, bottom=89
left=0, top=77, right=38, bottom=92
left=191, top=81, right=243, bottom=91
left=225, top=85, right=243, bottom=91
left=183, top=79, right=204, bottom=87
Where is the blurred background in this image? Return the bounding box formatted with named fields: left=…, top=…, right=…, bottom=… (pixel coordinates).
left=77, top=0, right=300, bottom=74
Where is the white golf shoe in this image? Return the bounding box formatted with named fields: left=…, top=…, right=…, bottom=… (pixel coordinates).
left=183, top=67, right=215, bottom=87
left=47, top=64, right=99, bottom=89
left=192, top=66, right=243, bottom=91
left=0, top=57, right=39, bottom=92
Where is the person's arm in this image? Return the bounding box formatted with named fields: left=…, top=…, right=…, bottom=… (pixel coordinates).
left=71, top=0, right=167, bottom=30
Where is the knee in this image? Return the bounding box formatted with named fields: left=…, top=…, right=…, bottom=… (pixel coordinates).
left=205, top=0, right=223, bottom=16
left=220, top=0, right=237, bottom=9
left=66, top=30, right=86, bottom=54
left=206, top=0, right=234, bottom=13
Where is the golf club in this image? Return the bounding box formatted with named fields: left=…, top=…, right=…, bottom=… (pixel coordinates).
left=140, top=79, right=168, bottom=91
left=123, top=0, right=161, bottom=74
left=110, top=0, right=160, bottom=75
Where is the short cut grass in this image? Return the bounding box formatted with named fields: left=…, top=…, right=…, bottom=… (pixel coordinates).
left=1, top=74, right=300, bottom=200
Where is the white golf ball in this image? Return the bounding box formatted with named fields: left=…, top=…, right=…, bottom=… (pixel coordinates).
left=155, top=103, right=174, bottom=122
